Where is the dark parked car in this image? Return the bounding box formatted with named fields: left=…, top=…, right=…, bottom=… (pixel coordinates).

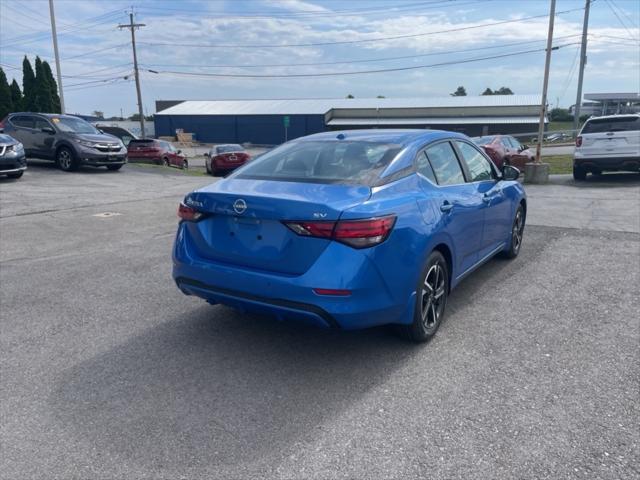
left=127, top=139, right=188, bottom=169
left=472, top=135, right=533, bottom=168
left=95, top=124, right=137, bottom=146
left=0, top=113, right=126, bottom=171
left=0, top=134, right=27, bottom=179
left=205, top=144, right=250, bottom=176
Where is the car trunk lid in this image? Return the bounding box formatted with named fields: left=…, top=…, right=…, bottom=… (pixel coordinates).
left=183, top=178, right=371, bottom=275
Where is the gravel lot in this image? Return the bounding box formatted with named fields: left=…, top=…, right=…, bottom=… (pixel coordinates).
left=1, top=164, right=638, bottom=479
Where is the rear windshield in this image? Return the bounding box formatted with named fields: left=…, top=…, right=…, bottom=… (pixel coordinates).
left=473, top=136, right=496, bottom=145
left=582, top=117, right=640, bottom=134
left=217, top=144, right=244, bottom=153
left=129, top=139, right=155, bottom=145
left=233, top=140, right=401, bottom=185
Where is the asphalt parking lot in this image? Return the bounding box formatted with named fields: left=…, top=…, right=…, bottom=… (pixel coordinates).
left=1, top=164, right=639, bottom=479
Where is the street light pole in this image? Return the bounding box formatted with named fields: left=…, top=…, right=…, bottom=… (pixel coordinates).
left=48, top=0, right=65, bottom=113
left=573, top=0, right=591, bottom=132
left=534, top=0, right=556, bottom=164
left=119, top=13, right=146, bottom=138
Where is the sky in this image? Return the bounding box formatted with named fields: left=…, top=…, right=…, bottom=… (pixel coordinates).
left=0, top=0, right=638, bottom=117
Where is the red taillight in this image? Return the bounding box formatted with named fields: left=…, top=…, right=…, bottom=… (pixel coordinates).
left=178, top=202, right=203, bottom=221
left=576, top=136, right=582, bottom=147
left=284, top=215, right=396, bottom=248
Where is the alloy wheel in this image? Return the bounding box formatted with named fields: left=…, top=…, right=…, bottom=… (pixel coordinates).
left=58, top=150, right=72, bottom=170
left=421, top=263, right=446, bottom=332
left=512, top=209, right=524, bottom=253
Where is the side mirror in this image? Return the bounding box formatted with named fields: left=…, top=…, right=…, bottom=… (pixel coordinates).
left=42, top=127, right=55, bottom=135
left=204, top=152, right=209, bottom=157
left=502, top=165, right=520, bottom=181
left=177, top=149, right=182, bottom=154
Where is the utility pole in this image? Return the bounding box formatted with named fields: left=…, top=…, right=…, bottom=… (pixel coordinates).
left=534, top=0, right=556, bottom=165
left=119, top=13, right=146, bottom=137
left=573, top=0, right=591, bottom=133
left=48, top=0, right=65, bottom=113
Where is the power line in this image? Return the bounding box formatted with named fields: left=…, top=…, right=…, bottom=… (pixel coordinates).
left=62, top=43, right=129, bottom=61
left=136, top=0, right=484, bottom=20
left=145, top=43, right=576, bottom=79
left=610, top=0, right=639, bottom=28
left=137, top=7, right=584, bottom=49
left=603, top=0, right=639, bottom=40
left=141, top=35, right=581, bottom=70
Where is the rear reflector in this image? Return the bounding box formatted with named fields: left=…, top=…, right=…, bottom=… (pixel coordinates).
left=284, top=215, right=396, bottom=249
left=313, top=288, right=352, bottom=296
left=178, top=202, right=203, bottom=221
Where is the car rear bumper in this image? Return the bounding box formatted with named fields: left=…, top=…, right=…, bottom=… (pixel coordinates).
left=574, top=155, right=640, bottom=171
left=172, top=225, right=414, bottom=330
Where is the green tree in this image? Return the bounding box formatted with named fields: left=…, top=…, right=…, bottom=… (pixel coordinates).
left=34, top=57, right=53, bottom=112
left=495, top=86, right=514, bottom=95
left=346, top=94, right=355, bottom=98
left=450, top=86, right=467, bottom=96
left=42, top=61, right=61, bottom=113
left=376, top=95, right=386, bottom=98
left=0, top=67, right=13, bottom=119
left=22, top=56, right=38, bottom=111
left=481, top=87, right=494, bottom=95
left=10, top=79, right=23, bottom=111
left=549, top=107, right=572, bottom=121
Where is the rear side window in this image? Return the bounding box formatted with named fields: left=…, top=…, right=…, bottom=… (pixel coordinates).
left=425, top=142, right=466, bottom=186
left=34, top=118, right=52, bottom=130
left=455, top=141, right=495, bottom=182
left=10, top=115, right=33, bottom=128
left=234, top=140, right=401, bottom=185
left=416, top=151, right=437, bottom=184
left=582, top=117, right=640, bottom=134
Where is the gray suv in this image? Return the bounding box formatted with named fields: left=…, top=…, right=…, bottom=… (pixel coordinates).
left=2, top=113, right=127, bottom=171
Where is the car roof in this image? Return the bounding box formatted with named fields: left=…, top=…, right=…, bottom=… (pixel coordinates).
left=9, top=112, right=83, bottom=120
left=585, top=113, right=640, bottom=121
left=299, top=129, right=468, bottom=146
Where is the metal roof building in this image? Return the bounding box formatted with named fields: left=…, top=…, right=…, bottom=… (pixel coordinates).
left=155, top=95, right=544, bottom=144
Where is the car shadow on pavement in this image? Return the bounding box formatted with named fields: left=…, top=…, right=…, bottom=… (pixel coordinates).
left=51, top=306, right=416, bottom=469
left=50, top=251, right=523, bottom=471
left=565, top=172, right=640, bottom=187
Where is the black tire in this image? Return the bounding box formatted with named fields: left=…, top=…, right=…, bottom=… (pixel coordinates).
left=163, top=157, right=170, bottom=167
left=502, top=204, right=525, bottom=259
left=205, top=159, right=212, bottom=174
left=7, top=171, right=24, bottom=179
left=57, top=146, right=79, bottom=171
left=182, top=159, right=188, bottom=170
left=106, top=164, right=123, bottom=171
left=398, top=250, right=449, bottom=343
left=573, top=165, right=587, bottom=181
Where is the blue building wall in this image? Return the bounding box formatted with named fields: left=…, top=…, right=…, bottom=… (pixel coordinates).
left=154, top=114, right=327, bottom=144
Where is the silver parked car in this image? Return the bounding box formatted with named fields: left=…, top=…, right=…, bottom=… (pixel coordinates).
left=0, top=134, right=27, bottom=179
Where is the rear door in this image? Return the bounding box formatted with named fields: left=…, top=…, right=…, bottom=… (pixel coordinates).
left=580, top=116, right=640, bottom=157
left=454, top=140, right=511, bottom=257
left=32, top=117, right=56, bottom=158
left=419, top=141, right=485, bottom=275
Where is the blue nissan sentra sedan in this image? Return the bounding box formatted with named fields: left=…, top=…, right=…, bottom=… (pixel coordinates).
left=173, top=129, right=526, bottom=342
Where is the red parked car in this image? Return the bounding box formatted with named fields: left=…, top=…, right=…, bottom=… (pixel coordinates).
left=205, top=144, right=250, bottom=176
left=127, top=139, right=188, bottom=169
left=472, top=135, right=533, bottom=168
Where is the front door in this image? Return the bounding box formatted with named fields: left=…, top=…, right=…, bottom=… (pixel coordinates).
left=454, top=140, right=512, bottom=257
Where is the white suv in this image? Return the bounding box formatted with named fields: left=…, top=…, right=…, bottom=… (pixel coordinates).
left=573, top=114, right=640, bottom=180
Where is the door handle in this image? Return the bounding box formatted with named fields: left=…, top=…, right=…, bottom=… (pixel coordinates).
left=482, top=194, right=491, bottom=204
left=440, top=201, right=453, bottom=213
